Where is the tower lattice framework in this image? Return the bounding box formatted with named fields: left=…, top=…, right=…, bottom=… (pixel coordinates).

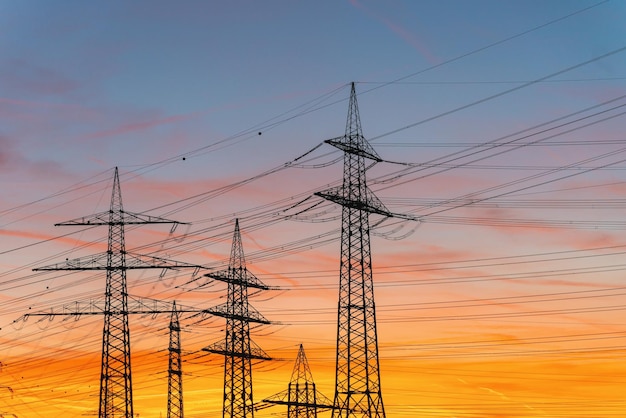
left=260, top=344, right=333, bottom=418
left=316, top=82, right=415, bottom=418
left=34, top=167, right=196, bottom=418
left=167, top=302, right=184, bottom=418
left=203, top=219, right=271, bottom=418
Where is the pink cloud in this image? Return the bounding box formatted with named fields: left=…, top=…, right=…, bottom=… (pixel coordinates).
left=540, top=83, right=626, bottom=106
left=348, top=0, right=441, bottom=65
left=0, top=135, right=72, bottom=181
left=516, top=277, right=620, bottom=289
left=560, top=231, right=624, bottom=251
left=1, top=59, right=80, bottom=97
left=0, top=228, right=105, bottom=252
left=0, top=135, right=14, bottom=169
left=375, top=244, right=481, bottom=271
left=0, top=96, right=87, bottom=111
left=122, top=175, right=243, bottom=203
left=79, top=112, right=200, bottom=142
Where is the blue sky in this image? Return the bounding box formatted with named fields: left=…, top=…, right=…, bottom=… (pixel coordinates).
left=2, top=0, right=623, bottom=178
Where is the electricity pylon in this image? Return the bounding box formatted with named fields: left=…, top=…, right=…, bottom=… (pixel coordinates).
left=203, top=219, right=271, bottom=418
left=260, top=344, right=333, bottom=417
left=315, top=83, right=416, bottom=418
left=33, top=167, right=200, bottom=418
left=24, top=299, right=195, bottom=417
left=167, top=302, right=184, bottom=418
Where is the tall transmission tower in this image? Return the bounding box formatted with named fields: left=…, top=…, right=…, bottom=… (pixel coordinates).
left=260, top=344, right=333, bottom=418
left=203, top=219, right=271, bottom=418
left=167, top=302, right=184, bottom=418
left=315, top=82, right=416, bottom=418
left=34, top=167, right=199, bottom=418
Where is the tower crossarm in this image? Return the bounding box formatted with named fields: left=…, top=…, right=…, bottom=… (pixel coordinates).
left=315, top=187, right=418, bottom=221
left=260, top=396, right=334, bottom=410
left=55, top=210, right=189, bottom=226
left=315, top=185, right=390, bottom=217
left=33, top=252, right=203, bottom=271
left=203, top=339, right=271, bottom=360
left=260, top=380, right=334, bottom=409
left=202, top=302, right=270, bottom=324
left=205, top=268, right=272, bottom=290
left=19, top=296, right=206, bottom=320
left=325, top=136, right=382, bottom=162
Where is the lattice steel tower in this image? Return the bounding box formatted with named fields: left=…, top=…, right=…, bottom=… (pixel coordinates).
left=316, top=83, right=415, bottom=418
left=203, top=219, right=271, bottom=418
left=34, top=167, right=194, bottom=418
left=0, top=370, right=16, bottom=418
left=261, top=344, right=333, bottom=418
left=167, top=302, right=184, bottom=418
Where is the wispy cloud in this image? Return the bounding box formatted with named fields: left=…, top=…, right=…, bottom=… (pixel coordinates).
left=80, top=113, right=200, bottom=142
left=348, top=0, right=441, bottom=65
left=0, top=59, right=80, bottom=97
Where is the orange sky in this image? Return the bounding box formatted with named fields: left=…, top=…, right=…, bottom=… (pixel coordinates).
left=2, top=199, right=626, bottom=417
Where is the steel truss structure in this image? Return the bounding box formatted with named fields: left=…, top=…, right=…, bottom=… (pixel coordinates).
left=260, top=344, right=333, bottom=418
left=316, top=83, right=415, bottom=418
left=34, top=167, right=198, bottom=418
left=203, top=219, right=271, bottom=418
left=167, top=302, right=184, bottom=418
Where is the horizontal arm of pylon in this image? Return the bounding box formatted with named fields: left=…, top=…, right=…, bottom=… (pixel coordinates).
left=259, top=389, right=334, bottom=410
left=262, top=389, right=333, bottom=407
left=204, top=268, right=272, bottom=290
left=325, top=136, right=382, bottom=162
left=54, top=210, right=190, bottom=226
left=33, top=252, right=203, bottom=271
left=203, top=338, right=271, bottom=360
left=315, top=187, right=419, bottom=221
left=260, top=399, right=334, bottom=410
left=19, top=296, right=206, bottom=319
left=202, top=302, right=270, bottom=324
left=315, top=185, right=390, bottom=216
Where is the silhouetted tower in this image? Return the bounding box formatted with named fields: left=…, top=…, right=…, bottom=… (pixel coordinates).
left=261, top=344, right=333, bottom=418
left=167, top=302, right=184, bottom=418
left=34, top=167, right=195, bottom=418
left=203, top=219, right=271, bottom=418
left=316, top=83, right=415, bottom=418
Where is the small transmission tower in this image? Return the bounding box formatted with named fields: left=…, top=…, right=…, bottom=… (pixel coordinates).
left=260, top=344, right=333, bottom=417
left=34, top=167, right=196, bottom=418
left=0, top=368, right=16, bottom=418
left=167, top=302, right=184, bottom=418
left=315, top=83, right=415, bottom=418
left=203, top=219, right=271, bottom=418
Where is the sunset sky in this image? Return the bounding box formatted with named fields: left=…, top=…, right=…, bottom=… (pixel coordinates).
left=1, top=1, right=626, bottom=417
